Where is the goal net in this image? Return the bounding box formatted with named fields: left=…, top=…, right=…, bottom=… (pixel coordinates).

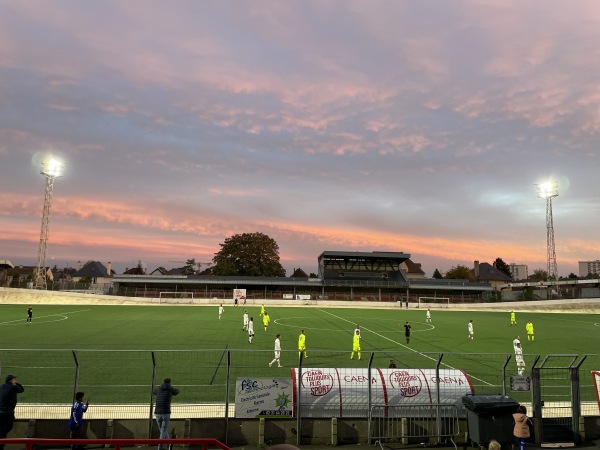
left=159, top=291, right=194, bottom=302
left=418, top=296, right=450, bottom=308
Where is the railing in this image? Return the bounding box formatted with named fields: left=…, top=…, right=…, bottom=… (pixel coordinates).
left=369, top=404, right=461, bottom=450
left=0, top=438, right=230, bottom=450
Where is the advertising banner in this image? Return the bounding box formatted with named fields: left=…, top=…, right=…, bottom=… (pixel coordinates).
left=291, top=368, right=473, bottom=417
left=233, top=289, right=246, bottom=303
left=235, top=377, right=293, bottom=418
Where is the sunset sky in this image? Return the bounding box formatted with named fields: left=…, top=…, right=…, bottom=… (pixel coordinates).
left=1, top=0, right=600, bottom=277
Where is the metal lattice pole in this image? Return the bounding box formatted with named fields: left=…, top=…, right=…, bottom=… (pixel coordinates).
left=536, top=181, right=559, bottom=281
left=33, top=159, right=63, bottom=290
left=546, top=196, right=558, bottom=281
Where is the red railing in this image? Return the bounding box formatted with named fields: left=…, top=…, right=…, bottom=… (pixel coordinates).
left=0, top=437, right=231, bottom=450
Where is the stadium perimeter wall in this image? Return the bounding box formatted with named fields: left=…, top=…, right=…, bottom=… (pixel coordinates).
left=1, top=287, right=600, bottom=313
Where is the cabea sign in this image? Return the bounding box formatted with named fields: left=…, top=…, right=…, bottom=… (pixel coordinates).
left=291, top=368, right=473, bottom=417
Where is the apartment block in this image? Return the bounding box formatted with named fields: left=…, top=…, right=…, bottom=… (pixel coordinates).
left=578, top=260, right=600, bottom=277
left=509, top=263, right=528, bottom=281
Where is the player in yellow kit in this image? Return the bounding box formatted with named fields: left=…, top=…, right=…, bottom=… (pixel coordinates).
left=350, top=329, right=361, bottom=360
left=526, top=321, right=535, bottom=341
left=260, top=304, right=265, bottom=317
left=262, top=311, right=270, bottom=331
left=298, top=329, right=307, bottom=359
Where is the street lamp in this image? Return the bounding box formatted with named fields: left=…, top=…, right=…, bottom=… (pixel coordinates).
left=536, top=181, right=559, bottom=281
left=33, top=158, right=63, bottom=289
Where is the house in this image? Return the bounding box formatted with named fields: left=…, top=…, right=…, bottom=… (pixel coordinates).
left=0, top=260, right=14, bottom=287
left=5, top=264, right=36, bottom=287
left=471, top=261, right=512, bottom=289
left=400, top=259, right=426, bottom=279
left=71, top=261, right=113, bottom=284
left=290, top=268, right=309, bottom=278
left=149, top=267, right=170, bottom=276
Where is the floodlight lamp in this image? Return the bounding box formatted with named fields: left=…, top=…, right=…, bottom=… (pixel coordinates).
left=536, top=181, right=558, bottom=199
left=41, top=158, right=63, bottom=178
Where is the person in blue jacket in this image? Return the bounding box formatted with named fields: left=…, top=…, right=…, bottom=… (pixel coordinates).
left=69, top=391, right=89, bottom=449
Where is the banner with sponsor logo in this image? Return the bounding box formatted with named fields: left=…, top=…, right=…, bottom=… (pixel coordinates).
left=233, top=289, right=246, bottom=302
left=291, top=368, right=473, bottom=417
left=235, top=377, right=293, bottom=418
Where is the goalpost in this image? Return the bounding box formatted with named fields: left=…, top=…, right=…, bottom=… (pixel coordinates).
left=159, top=291, right=194, bottom=303
left=418, top=296, right=450, bottom=308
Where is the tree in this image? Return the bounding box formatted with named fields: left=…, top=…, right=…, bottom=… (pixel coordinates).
left=493, top=258, right=512, bottom=278
left=567, top=273, right=578, bottom=279
left=182, top=259, right=197, bottom=275
left=212, top=232, right=286, bottom=277
left=444, top=265, right=474, bottom=281
left=529, top=269, right=548, bottom=282
left=309, top=272, right=319, bottom=278
left=432, top=268, right=443, bottom=279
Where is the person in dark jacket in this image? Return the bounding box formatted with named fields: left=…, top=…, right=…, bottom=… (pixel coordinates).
left=153, top=377, right=179, bottom=449
left=0, top=375, right=25, bottom=450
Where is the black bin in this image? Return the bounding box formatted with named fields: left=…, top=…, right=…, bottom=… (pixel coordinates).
left=462, top=394, right=519, bottom=447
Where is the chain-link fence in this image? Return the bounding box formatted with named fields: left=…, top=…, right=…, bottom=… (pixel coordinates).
left=2, top=349, right=599, bottom=439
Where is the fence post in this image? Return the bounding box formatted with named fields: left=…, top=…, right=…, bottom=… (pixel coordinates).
left=435, top=353, right=442, bottom=444
left=501, top=354, right=511, bottom=396
left=225, top=350, right=231, bottom=445
left=71, top=350, right=80, bottom=403
left=148, top=351, right=157, bottom=439
left=530, top=357, right=542, bottom=443
left=296, top=352, right=303, bottom=447
left=571, top=355, right=586, bottom=444
left=367, top=352, right=374, bottom=444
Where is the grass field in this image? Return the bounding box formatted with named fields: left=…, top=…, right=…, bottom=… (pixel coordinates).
left=0, top=303, right=598, bottom=405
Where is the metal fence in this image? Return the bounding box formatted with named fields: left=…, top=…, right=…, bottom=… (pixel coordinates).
left=1, top=350, right=598, bottom=443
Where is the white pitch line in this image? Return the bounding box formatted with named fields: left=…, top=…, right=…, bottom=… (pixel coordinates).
left=317, top=308, right=493, bottom=386
left=0, top=309, right=91, bottom=326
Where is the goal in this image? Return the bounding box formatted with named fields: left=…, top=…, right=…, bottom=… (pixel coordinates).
left=418, top=296, right=450, bottom=308
left=159, top=291, right=194, bottom=302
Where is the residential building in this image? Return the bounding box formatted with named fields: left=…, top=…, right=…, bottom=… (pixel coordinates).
left=71, top=261, right=113, bottom=284
left=400, top=259, right=426, bottom=279
left=509, top=263, right=528, bottom=281
left=471, top=260, right=512, bottom=289
left=579, top=260, right=600, bottom=277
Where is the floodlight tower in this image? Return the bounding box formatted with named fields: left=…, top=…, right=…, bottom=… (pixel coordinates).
left=536, top=181, right=559, bottom=281
left=33, top=158, right=63, bottom=289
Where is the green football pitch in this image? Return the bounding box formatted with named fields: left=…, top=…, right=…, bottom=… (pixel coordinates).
left=0, top=303, right=598, bottom=404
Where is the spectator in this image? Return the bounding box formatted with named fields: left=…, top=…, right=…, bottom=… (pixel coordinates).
left=69, top=391, right=89, bottom=450
left=0, top=375, right=24, bottom=450
left=513, top=405, right=533, bottom=450
left=488, top=440, right=501, bottom=450
left=389, top=360, right=397, bottom=368
left=153, top=378, right=179, bottom=450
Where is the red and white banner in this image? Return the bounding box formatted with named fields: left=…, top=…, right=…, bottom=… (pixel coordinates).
left=291, top=368, right=474, bottom=417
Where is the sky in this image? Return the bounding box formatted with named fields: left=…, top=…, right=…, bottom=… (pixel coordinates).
left=1, top=0, right=600, bottom=277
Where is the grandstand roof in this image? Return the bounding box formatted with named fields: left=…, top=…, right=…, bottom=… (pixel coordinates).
left=0, top=260, right=14, bottom=269
left=318, top=251, right=410, bottom=261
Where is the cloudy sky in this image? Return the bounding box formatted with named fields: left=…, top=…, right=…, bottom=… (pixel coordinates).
left=1, top=0, right=599, bottom=277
